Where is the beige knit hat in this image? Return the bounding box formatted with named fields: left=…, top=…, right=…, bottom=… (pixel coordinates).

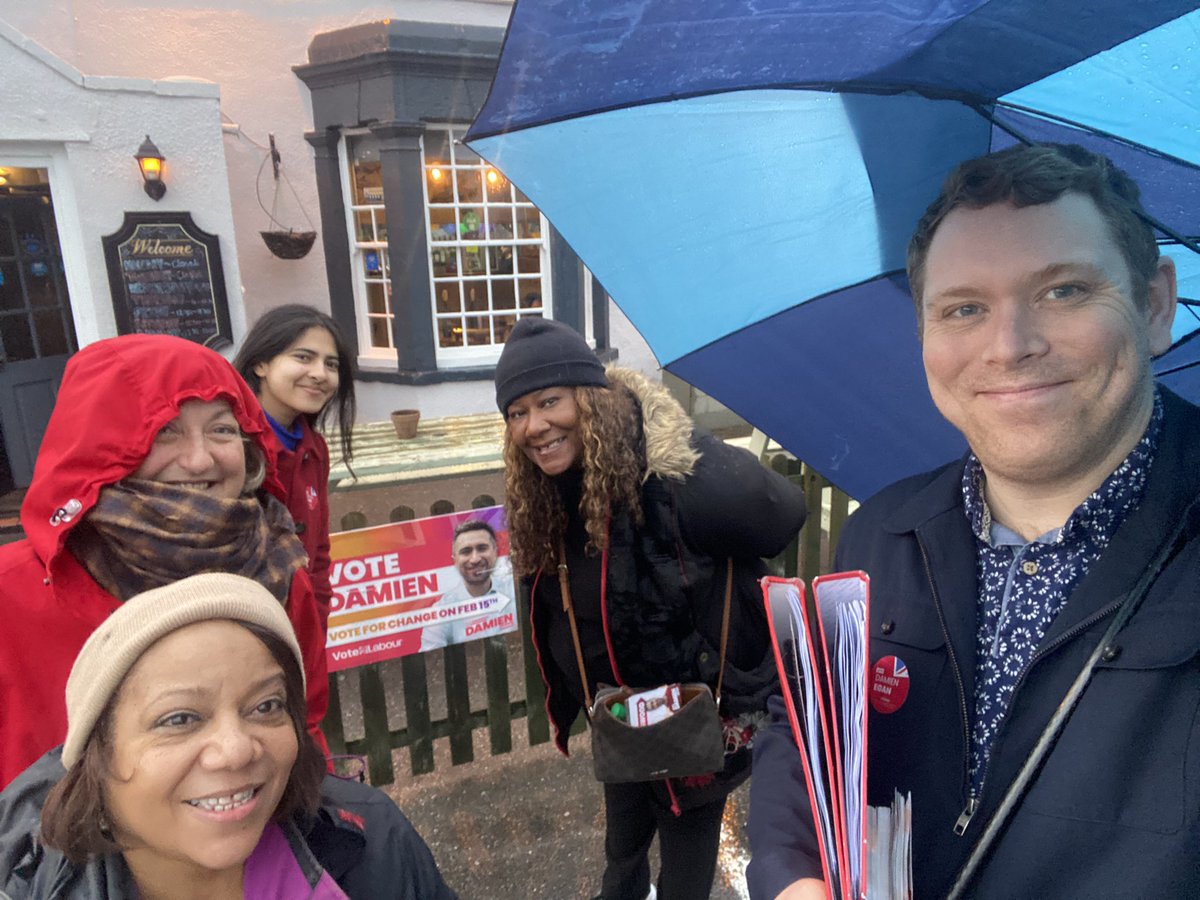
left=62, top=572, right=303, bottom=769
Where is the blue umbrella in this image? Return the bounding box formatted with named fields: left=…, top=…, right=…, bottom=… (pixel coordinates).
left=466, top=1, right=1200, bottom=499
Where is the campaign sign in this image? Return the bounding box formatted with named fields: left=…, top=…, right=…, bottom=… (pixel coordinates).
left=326, top=506, right=517, bottom=672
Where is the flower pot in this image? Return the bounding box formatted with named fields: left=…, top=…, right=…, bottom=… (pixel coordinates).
left=390, top=409, right=421, bottom=440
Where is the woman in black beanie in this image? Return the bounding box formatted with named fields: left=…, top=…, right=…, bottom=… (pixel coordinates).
left=495, top=317, right=807, bottom=900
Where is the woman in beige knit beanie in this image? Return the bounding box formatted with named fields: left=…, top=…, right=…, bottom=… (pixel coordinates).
left=0, top=573, right=457, bottom=900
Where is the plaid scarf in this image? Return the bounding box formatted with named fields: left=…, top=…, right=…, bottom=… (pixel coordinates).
left=70, top=479, right=307, bottom=603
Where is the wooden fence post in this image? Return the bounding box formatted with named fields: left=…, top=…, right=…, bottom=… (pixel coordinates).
left=768, top=454, right=803, bottom=577
left=800, top=466, right=825, bottom=586
left=484, top=636, right=513, bottom=755
left=444, top=643, right=475, bottom=765
left=324, top=671, right=347, bottom=755
left=828, top=485, right=852, bottom=568
left=401, top=653, right=435, bottom=775
left=519, top=579, right=550, bottom=746
left=472, top=493, right=514, bottom=756
left=359, top=663, right=395, bottom=784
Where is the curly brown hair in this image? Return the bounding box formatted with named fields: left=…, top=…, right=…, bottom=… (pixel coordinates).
left=504, top=383, right=645, bottom=575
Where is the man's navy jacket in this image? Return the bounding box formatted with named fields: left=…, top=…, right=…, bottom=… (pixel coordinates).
left=748, top=389, right=1200, bottom=899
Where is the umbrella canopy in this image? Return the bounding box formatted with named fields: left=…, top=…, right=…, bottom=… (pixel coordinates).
left=466, top=1, right=1200, bottom=499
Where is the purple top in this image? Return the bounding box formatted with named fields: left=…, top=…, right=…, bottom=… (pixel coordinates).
left=242, top=823, right=349, bottom=899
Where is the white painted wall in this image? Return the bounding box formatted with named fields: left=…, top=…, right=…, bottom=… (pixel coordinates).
left=352, top=321, right=661, bottom=421
left=0, top=1, right=660, bottom=421
left=0, top=19, right=243, bottom=346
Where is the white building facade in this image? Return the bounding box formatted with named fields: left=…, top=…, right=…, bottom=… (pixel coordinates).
left=0, top=1, right=658, bottom=488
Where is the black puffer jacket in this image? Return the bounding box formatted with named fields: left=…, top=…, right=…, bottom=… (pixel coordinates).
left=528, top=369, right=807, bottom=767
left=0, top=749, right=457, bottom=899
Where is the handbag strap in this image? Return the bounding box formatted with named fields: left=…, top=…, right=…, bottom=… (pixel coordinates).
left=558, top=546, right=735, bottom=714
left=714, top=558, right=733, bottom=703
left=558, top=540, right=594, bottom=712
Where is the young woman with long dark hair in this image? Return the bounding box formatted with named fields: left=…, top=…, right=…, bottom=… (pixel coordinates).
left=235, top=305, right=356, bottom=619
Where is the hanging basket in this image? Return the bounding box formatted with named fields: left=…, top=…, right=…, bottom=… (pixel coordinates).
left=256, top=135, right=318, bottom=260
left=260, top=229, right=317, bottom=260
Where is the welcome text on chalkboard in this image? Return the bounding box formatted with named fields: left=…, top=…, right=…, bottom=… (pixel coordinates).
left=102, top=212, right=233, bottom=349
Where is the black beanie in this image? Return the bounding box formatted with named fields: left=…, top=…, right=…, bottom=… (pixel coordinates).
left=494, top=317, right=608, bottom=415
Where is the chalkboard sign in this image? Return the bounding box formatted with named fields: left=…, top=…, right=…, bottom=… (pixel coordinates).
left=103, top=212, right=232, bottom=349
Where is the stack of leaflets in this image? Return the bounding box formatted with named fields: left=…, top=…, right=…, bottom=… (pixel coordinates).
left=762, top=573, right=912, bottom=900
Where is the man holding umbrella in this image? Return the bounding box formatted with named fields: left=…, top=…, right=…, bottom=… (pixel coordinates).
left=748, top=143, right=1200, bottom=899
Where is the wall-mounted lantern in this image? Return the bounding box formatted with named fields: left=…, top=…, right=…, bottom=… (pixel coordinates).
left=134, top=135, right=166, bottom=201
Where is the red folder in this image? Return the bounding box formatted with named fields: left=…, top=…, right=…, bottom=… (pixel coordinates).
left=762, top=572, right=871, bottom=900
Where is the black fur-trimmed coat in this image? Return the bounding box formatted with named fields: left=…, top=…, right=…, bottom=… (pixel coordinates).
left=526, top=368, right=807, bottom=796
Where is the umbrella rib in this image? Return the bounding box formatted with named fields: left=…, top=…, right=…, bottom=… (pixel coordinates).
left=976, top=102, right=1200, bottom=259
left=469, top=81, right=1024, bottom=142
left=991, top=100, right=1200, bottom=173
left=1156, top=326, right=1200, bottom=376
left=1140, top=224, right=1199, bottom=258
left=1175, top=300, right=1200, bottom=332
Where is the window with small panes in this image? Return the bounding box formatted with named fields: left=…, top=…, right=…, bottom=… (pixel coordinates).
left=423, top=125, right=552, bottom=366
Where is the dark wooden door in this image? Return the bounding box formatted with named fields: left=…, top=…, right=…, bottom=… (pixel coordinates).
left=0, top=183, right=76, bottom=488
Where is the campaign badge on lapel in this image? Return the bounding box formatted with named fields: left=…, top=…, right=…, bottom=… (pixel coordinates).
left=870, top=655, right=909, bottom=714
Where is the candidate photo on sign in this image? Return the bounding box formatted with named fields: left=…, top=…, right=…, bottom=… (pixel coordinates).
left=420, top=519, right=517, bottom=652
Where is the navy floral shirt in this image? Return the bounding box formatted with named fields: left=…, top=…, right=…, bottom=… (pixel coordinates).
left=962, top=391, right=1163, bottom=794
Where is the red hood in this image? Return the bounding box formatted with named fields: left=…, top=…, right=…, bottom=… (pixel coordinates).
left=21, top=334, right=285, bottom=571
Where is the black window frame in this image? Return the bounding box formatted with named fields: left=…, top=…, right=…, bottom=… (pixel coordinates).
left=295, top=20, right=610, bottom=385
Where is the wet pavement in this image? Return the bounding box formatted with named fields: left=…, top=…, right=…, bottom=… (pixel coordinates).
left=384, top=731, right=752, bottom=900
left=335, top=630, right=753, bottom=899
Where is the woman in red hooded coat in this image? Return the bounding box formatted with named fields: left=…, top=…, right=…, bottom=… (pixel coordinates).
left=0, top=334, right=329, bottom=789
